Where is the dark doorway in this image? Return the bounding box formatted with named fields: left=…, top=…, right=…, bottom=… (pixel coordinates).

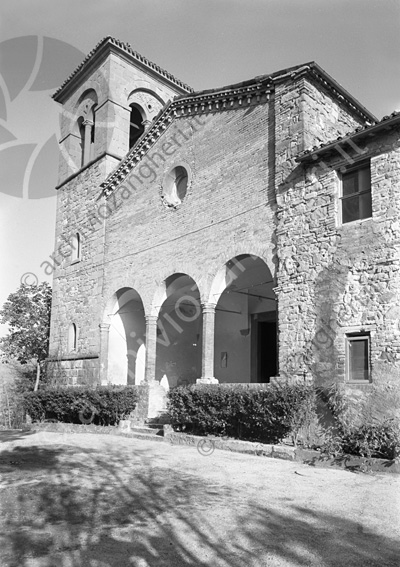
left=251, top=313, right=277, bottom=383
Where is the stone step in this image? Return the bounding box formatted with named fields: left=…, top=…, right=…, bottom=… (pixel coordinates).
left=144, top=423, right=165, bottom=430
left=129, top=429, right=165, bottom=442
left=131, top=425, right=164, bottom=436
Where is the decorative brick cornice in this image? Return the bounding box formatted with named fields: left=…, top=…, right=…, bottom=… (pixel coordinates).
left=98, top=60, right=377, bottom=196
left=101, top=81, right=274, bottom=196
left=52, top=36, right=193, bottom=102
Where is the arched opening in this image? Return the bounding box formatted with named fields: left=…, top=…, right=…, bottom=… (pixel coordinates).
left=162, top=166, right=189, bottom=207
left=212, top=254, right=277, bottom=383
left=77, top=116, right=85, bottom=167
left=71, top=232, right=81, bottom=262
left=68, top=323, right=77, bottom=352
left=155, top=274, right=202, bottom=388
left=107, top=288, right=146, bottom=385
left=129, top=105, right=145, bottom=149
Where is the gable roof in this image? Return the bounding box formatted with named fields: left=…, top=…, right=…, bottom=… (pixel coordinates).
left=297, top=110, right=400, bottom=163
left=52, top=36, right=193, bottom=102
left=100, top=60, right=376, bottom=195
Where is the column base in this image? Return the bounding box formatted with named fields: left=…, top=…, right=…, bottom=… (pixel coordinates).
left=196, top=377, right=219, bottom=384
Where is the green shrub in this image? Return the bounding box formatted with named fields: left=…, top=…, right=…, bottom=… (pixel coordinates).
left=319, top=383, right=400, bottom=460
left=23, top=386, right=139, bottom=426
left=167, top=382, right=316, bottom=444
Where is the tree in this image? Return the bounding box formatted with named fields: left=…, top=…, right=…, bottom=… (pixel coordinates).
left=0, top=282, right=52, bottom=390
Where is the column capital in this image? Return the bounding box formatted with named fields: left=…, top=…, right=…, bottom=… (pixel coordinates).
left=145, top=314, right=158, bottom=325
left=142, top=119, right=152, bottom=130
left=99, top=323, right=110, bottom=332
left=201, top=302, right=216, bottom=313
left=83, top=119, right=94, bottom=126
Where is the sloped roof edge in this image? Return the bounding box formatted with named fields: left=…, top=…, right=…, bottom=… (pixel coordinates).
left=100, top=61, right=376, bottom=194
left=297, top=110, right=400, bottom=163
left=52, top=36, right=194, bottom=101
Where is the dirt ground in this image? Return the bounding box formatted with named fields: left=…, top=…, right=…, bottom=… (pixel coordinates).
left=0, top=430, right=399, bottom=567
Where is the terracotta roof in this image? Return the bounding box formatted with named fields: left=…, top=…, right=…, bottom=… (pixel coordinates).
left=52, top=36, right=193, bottom=101
left=297, top=110, right=400, bottom=162
left=100, top=61, right=377, bottom=195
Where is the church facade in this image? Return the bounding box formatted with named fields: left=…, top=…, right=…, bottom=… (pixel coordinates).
left=47, top=37, right=400, bottom=402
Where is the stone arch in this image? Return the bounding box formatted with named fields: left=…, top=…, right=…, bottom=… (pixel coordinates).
left=210, top=254, right=278, bottom=383
left=207, top=243, right=276, bottom=305
left=73, top=89, right=98, bottom=166
left=150, top=269, right=205, bottom=317
left=154, top=273, right=202, bottom=387
left=127, top=87, right=165, bottom=107
left=75, top=89, right=98, bottom=121
left=104, top=287, right=146, bottom=385
left=127, top=88, right=165, bottom=134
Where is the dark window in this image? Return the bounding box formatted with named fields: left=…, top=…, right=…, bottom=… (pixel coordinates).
left=72, top=233, right=81, bottom=262
left=346, top=333, right=370, bottom=381
left=68, top=323, right=77, bottom=352
left=341, top=163, right=372, bottom=223
left=78, top=117, right=85, bottom=167
left=129, top=106, right=145, bottom=149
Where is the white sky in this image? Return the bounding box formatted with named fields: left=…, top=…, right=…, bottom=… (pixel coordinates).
left=0, top=0, right=400, bottom=335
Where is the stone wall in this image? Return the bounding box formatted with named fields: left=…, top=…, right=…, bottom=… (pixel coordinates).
left=276, top=125, right=400, bottom=390
left=46, top=355, right=100, bottom=387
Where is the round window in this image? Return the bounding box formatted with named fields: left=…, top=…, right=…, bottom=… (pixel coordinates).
left=162, top=166, right=189, bottom=207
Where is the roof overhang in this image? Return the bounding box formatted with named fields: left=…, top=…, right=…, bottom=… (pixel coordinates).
left=297, top=111, right=400, bottom=163
left=52, top=36, right=193, bottom=104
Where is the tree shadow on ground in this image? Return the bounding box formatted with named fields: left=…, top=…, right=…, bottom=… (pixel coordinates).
left=0, top=445, right=399, bottom=567
left=0, top=429, right=36, bottom=443
left=0, top=446, right=65, bottom=476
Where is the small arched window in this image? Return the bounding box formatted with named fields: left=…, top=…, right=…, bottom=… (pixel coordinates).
left=68, top=323, right=77, bottom=352
left=77, top=109, right=95, bottom=167
left=162, top=166, right=189, bottom=208
left=71, top=233, right=81, bottom=263
left=129, top=105, right=145, bottom=149
left=78, top=117, right=85, bottom=167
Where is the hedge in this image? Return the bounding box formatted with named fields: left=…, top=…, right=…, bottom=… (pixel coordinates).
left=23, top=386, right=139, bottom=426
left=167, top=383, right=316, bottom=444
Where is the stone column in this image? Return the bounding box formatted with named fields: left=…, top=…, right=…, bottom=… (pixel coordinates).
left=142, top=119, right=152, bottom=131
left=99, top=323, right=110, bottom=385
left=83, top=119, right=93, bottom=165
left=145, top=315, right=158, bottom=383
left=197, top=302, right=218, bottom=384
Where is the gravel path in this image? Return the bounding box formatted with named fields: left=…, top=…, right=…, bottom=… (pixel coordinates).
left=0, top=430, right=399, bottom=567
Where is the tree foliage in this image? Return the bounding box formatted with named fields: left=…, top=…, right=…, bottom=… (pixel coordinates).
left=0, top=282, right=52, bottom=365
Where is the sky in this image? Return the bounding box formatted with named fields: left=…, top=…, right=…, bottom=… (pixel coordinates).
left=0, top=0, right=399, bottom=336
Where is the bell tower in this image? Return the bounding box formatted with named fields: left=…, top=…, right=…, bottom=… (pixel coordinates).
left=47, top=37, right=192, bottom=384
left=52, top=36, right=193, bottom=185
